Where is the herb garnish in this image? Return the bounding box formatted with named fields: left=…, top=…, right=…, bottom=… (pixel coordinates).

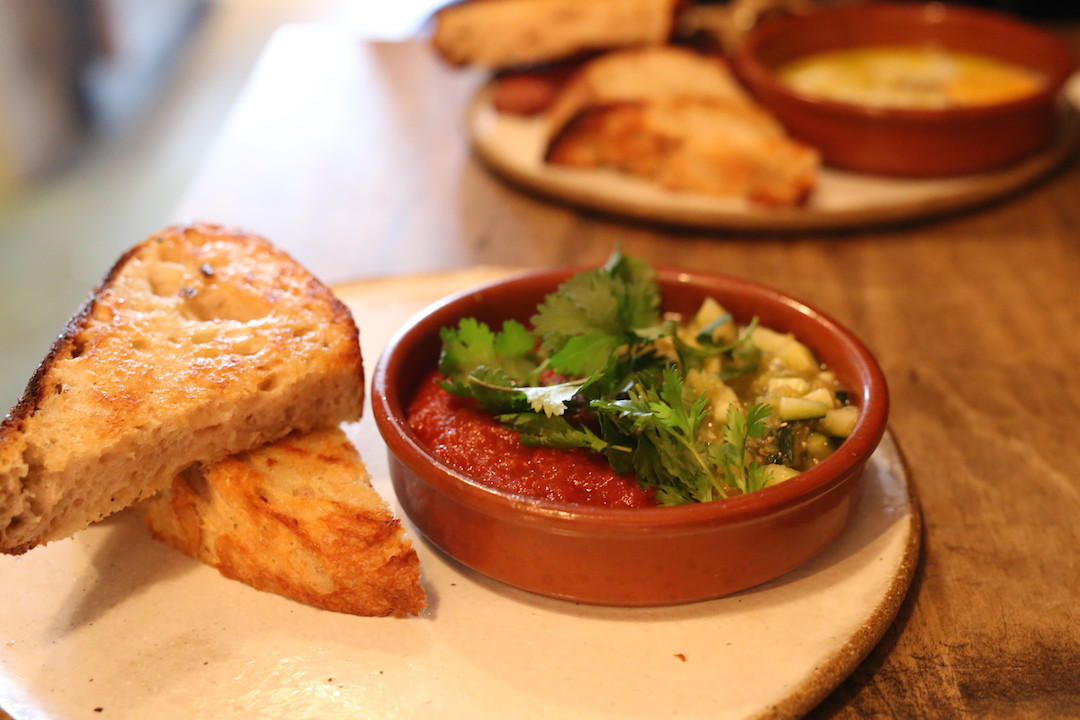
left=437, top=250, right=772, bottom=505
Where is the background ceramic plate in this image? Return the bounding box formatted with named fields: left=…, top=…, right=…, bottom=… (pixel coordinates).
left=0, top=269, right=919, bottom=720
left=468, top=82, right=1079, bottom=231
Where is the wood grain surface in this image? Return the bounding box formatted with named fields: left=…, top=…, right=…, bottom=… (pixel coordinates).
left=165, top=22, right=1077, bottom=719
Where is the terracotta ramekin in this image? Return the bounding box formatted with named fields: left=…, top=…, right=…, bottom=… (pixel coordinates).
left=372, top=267, right=889, bottom=606
left=734, top=2, right=1076, bottom=176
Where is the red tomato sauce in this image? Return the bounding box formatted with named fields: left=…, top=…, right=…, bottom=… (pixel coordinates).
left=406, top=372, right=657, bottom=508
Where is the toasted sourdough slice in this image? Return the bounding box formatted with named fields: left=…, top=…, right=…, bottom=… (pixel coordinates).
left=432, top=0, right=681, bottom=70
left=543, top=46, right=756, bottom=133
left=145, top=428, right=425, bottom=617
left=545, top=96, right=819, bottom=205
left=0, top=223, right=364, bottom=554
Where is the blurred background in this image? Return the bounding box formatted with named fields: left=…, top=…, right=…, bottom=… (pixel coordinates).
left=0, top=0, right=442, bottom=412
left=0, top=0, right=1075, bottom=413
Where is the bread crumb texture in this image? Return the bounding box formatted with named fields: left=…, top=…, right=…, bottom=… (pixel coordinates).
left=0, top=223, right=364, bottom=553
left=544, top=47, right=819, bottom=205
left=433, top=0, right=678, bottom=69
left=146, top=428, right=425, bottom=617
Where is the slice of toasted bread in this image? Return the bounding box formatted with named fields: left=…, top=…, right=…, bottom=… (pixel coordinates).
left=546, top=97, right=819, bottom=205
left=0, top=223, right=364, bottom=554
left=544, top=46, right=755, bottom=132
left=145, top=428, right=425, bottom=617
left=433, top=0, right=681, bottom=70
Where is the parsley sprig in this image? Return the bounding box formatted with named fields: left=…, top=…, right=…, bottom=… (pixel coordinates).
left=436, top=250, right=772, bottom=505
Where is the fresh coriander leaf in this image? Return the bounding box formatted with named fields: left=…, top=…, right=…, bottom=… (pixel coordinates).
left=438, top=367, right=528, bottom=414
left=722, top=333, right=762, bottom=381
left=594, top=395, right=683, bottom=498
left=710, top=402, right=773, bottom=494
left=723, top=401, right=749, bottom=449
left=548, top=333, right=621, bottom=377
left=632, top=318, right=676, bottom=343
left=604, top=250, right=660, bottom=330
left=595, top=414, right=637, bottom=475
left=746, top=402, right=772, bottom=438
left=438, top=317, right=494, bottom=377
left=519, top=379, right=589, bottom=417
left=532, top=248, right=663, bottom=360
left=719, top=317, right=759, bottom=354
left=532, top=269, right=623, bottom=350
left=656, top=484, right=696, bottom=506
left=442, top=371, right=589, bottom=418
left=746, top=463, right=768, bottom=493
left=675, top=316, right=762, bottom=378
left=590, top=368, right=720, bottom=504
left=493, top=320, right=537, bottom=373
left=438, top=318, right=538, bottom=383
left=500, top=412, right=609, bottom=453
left=581, top=349, right=666, bottom=401
left=652, top=365, right=708, bottom=440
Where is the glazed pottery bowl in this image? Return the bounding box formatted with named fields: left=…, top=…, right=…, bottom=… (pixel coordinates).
left=371, top=267, right=889, bottom=606
left=733, top=2, right=1076, bottom=177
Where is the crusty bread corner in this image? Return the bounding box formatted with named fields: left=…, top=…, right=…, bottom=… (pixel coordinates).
left=432, top=0, right=682, bottom=70
left=145, top=428, right=426, bottom=618
left=543, top=45, right=755, bottom=135
left=0, top=223, right=364, bottom=554
left=540, top=47, right=819, bottom=205
left=546, top=97, right=819, bottom=206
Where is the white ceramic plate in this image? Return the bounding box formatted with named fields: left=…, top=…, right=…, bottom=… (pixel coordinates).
left=0, top=269, right=919, bottom=720
left=468, top=83, right=1078, bottom=231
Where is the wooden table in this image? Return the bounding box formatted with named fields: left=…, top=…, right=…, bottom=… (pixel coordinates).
left=168, top=23, right=1080, bottom=718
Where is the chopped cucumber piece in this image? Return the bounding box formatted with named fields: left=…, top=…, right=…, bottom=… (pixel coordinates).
left=819, top=405, right=859, bottom=437
left=751, top=326, right=794, bottom=354
left=693, top=297, right=727, bottom=327
left=777, top=341, right=819, bottom=375
left=802, top=387, right=834, bottom=406
left=767, top=377, right=811, bottom=397
left=686, top=368, right=738, bottom=424
left=764, top=464, right=801, bottom=487
left=691, top=297, right=737, bottom=344
left=805, top=431, right=834, bottom=461
left=778, top=396, right=828, bottom=421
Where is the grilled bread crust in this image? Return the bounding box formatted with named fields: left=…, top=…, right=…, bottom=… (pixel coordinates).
left=543, top=47, right=819, bottom=205
left=145, top=428, right=425, bottom=617
left=0, top=223, right=364, bottom=554
left=546, top=97, right=819, bottom=205
left=433, top=0, right=681, bottom=69
left=544, top=46, right=755, bottom=134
